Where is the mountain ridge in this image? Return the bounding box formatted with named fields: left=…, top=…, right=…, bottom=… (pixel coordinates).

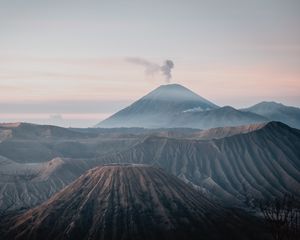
left=102, top=121, right=300, bottom=205
left=242, top=101, right=300, bottom=129
left=0, top=121, right=299, bottom=212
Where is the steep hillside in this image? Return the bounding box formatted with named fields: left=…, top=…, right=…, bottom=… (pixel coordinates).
left=0, top=157, right=93, bottom=212
left=3, top=165, right=265, bottom=240
left=105, top=122, right=300, bottom=205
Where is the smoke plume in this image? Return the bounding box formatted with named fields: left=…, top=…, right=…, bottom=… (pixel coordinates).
left=126, top=58, right=174, bottom=83
left=160, top=60, right=174, bottom=83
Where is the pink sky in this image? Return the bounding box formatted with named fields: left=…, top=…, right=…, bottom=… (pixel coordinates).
left=0, top=0, right=299, bottom=127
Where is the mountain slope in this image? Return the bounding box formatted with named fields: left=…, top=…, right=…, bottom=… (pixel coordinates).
left=97, top=84, right=219, bottom=128
left=1, top=122, right=299, bottom=211
left=96, top=84, right=268, bottom=129
left=242, top=101, right=300, bottom=129
left=0, top=124, right=207, bottom=212
left=172, top=106, right=267, bottom=129
left=3, top=165, right=264, bottom=240
left=103, top=122, right=300, bottom=205
left=0, top=157, right=93, bottom=212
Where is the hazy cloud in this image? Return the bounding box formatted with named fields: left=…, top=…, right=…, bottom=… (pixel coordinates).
left=0, top=100, right=132, bottom=114
left=49, top=114, right=64, bottom=121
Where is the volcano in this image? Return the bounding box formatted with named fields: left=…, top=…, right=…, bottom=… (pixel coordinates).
left=96, top=84, right=266, bottom=129
left=97, top=84, right=219, bottom=128
left=3, top=165, right=263, bottom=240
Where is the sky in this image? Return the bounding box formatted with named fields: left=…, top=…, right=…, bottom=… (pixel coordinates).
left=0, top=0, right=299, bottom=127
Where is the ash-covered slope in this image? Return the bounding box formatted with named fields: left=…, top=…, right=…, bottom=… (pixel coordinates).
left=0, top=123, right=206, bottom=212
left=1, top=121, right=299, bottom=212
left=97, top=84, right=268, bottom=129
left=3, top=165, right=263, bottom=240
left=0, top=157, right=93, bottom=212
left=106, top=122, right=300, bottom=205
left=242, top=101, right=300, bottom=129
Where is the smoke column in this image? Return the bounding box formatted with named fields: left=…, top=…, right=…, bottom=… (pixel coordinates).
left=126, top=57, right=174, bottom=83
left=160, top=60, right=174, bottom=83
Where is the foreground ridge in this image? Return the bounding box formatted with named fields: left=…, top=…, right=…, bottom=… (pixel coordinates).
left=3, top=165, right=263, bottom=240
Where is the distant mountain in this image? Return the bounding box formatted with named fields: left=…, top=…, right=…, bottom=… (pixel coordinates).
left=0, top=122, right=90, bottom=140
left=96, top=84, right=267, bottom=129
left=2, top=165, right=264, bottom=240
left=242, top=101, right=300, bottom=129
left=0, top=122, right=139, bottom=163
left=97, top=84, right=219, bottom=128
left=171, top=106, right=267, bottom=129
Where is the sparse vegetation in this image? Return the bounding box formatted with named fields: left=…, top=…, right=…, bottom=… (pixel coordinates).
left=260, top=195, right=300, bottom=240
